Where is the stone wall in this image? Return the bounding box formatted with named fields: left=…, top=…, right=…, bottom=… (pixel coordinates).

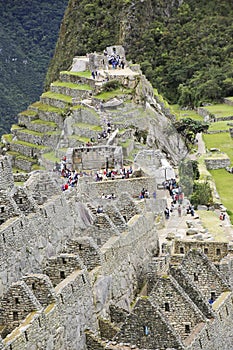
left=173, top=240, right=228, bottom=262
left=204, top=157, right=230, bottom=170
left=2, top=270, right=97, bottom=350
left=79, top=176, right=157, bottom=200
left=0, top=156, right=14, bottom=191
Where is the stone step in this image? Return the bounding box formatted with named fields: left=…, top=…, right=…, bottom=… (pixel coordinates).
left=12, top=128, right=61, bottom=148
left=40, top=92, right=73, bottom=109
left=50, top=81, right=92, bottom=99
left=18, top=109, right=38, bottom=126
left=9, top=140, right=50, bottom=158
left=28, top=102, right=64, bottom=128
left=73, top=122, right=102, bottom=139
left=17, top=118, right=58, bottom=133
left=8, top=151, right=39, bottom=172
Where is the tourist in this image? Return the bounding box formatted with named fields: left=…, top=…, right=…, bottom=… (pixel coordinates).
left=97, top=205, right=103, bottom=213
left=178, top=205, right=182, bottom=217
left=164, top=207, right=170, bottom=219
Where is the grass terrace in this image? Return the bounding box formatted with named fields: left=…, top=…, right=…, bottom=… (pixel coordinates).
left=19, top=109, right=37, bottom=117
left=31, top=102, right=63, bottom=114
left=42, top=151, right=60, bottom=163
left=60, top=70, right=91, bottom=78
left=201, top=103, right=233, bottom=119
left=41, top=91, right=73, bottom=103
left=68, top=135, right=90, bottom=143
left=31, top=119, right=57, bottom=127
left=73, top=122, right=102, bottom=131
left=95, top=88, right=132, bottom=101
left=209, top=169, right=233, bottom=222
left=198, top=210, right=228, bottom=241
left=208, top=121, right=231, bottom=132
left=51, top=81, right=92, bottom=91
left=171, top=104, right=203, bottom=121
left=203, top=133, right=233, bottom=163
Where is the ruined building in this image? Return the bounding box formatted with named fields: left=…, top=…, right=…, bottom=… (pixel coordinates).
left=1, top=47, right=233, bottom=349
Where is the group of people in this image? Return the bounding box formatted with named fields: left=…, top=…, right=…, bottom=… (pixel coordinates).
left=95, top=166, right=133, bottom=182
left=139, top=188, right=150, bottom=199
left=104, top=49, right=125, bottom=70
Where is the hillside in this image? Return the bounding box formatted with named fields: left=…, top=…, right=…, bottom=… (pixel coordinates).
left=0, top=0, right=68, bottom=135
left=46, top=0, right=233, bottom=108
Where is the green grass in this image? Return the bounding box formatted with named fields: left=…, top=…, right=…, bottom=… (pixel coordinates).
left=42, top=152, right=60, bottom=162
left=11, top=124, right=23, bottom=131
left=60, top=70, right=91, bottom=78
left=225, top=96, right=233, bottom=102
left=31, top=102, right=63, bottom=114
left=201, top=104, right=233, bottom=119
left=19, top=109, right=37, bottom=116
left=203, top=133, right=233, bottom=163
left=209, top=169, right=233, bottom=215
left=197, top=210, right=227, bottom=241
left=68, top=135, right=90, bottom=143
left=2, top=134, right=13, bottom=143
left=73, top=122, right=101, bottom=131
left=208, top=121, right=230, bottom=132
left=41, top=91, right=72, bottom=103
left=31, top=119, right=57, bottom=127
left=94, top=88, right=131, bottom=101
left=12, top=140, right=49, bottom=150
left=51, top=81, right=92, bottom=91
left=171, top=104, right=203, bottom=121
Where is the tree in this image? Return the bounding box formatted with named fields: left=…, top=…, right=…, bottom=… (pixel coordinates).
left=174, top=118, right=209, bottom=146
left=190, top=181, right=213, bottom=208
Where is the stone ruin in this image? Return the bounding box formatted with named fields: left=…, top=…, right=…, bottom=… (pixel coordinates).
left=0, top=154, right=233, bottom=349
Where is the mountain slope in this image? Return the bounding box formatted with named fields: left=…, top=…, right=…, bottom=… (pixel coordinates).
left=46, top=0, right=233, bottom=107
left=0, top=0, right=68, bottom=135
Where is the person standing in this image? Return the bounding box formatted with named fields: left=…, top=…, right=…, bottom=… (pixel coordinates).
left=178, top=205, right=182, bottom=217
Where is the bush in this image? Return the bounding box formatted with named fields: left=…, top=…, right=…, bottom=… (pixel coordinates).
left=102, top=80, right=121, bottom=92
left=190, top=181, right=213, bottom=208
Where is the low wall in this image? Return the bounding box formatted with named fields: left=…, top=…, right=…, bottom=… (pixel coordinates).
left=204, top=157, right=230, bottom=170
left=2, top=270, right=97, bottom=350
left=79, top=176, right=157, bottom=200
left=0, top=192, right=91, bottom=296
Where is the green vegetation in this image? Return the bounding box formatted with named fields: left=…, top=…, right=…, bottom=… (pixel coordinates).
left=201, top=104, right=233, bottom=119
left=198, top=210, right=228, bottom=241
left=31, top=119, right=57, bottom=127
left=190, top=181, right=213, bottom=208
left=42, top=152, right=60, bottom=162
left=203, top=133, right=233, bottom=163
left=19, top=110, right=37, bottom=117
left=41, top=91, right=73, bottom=103
left=171, top=105, right=203, bottom=121
left=46, top=0, right=233, bottom=111
left=208, top=121, right=230, bottom=132
left=209, top=169, right=233, bottom=217
left=0, top=1, right=68, bottom=136
left=51, top=81, right=92, bottom=91
left=175, top=118, right=209, bottom=146
left=74, top=122, right=101, bottom=131
left=95, top=88, right=131, bottom=101
left=30, top=102, right=63, bottom=114
left=60, top=70, right=91, bottom=78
